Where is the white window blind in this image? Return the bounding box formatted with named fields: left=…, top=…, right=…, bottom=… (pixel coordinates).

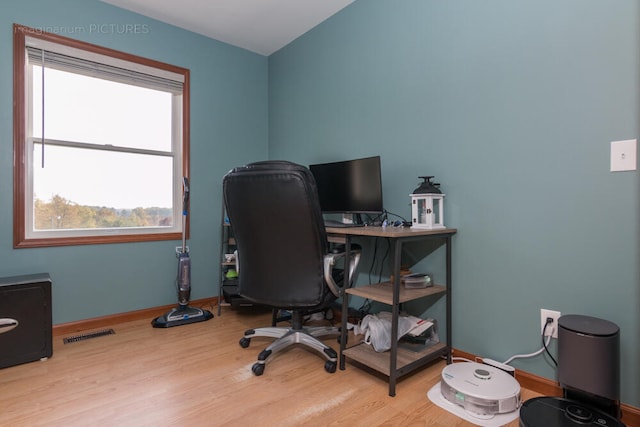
left=25, top=38, right=183, bottom=93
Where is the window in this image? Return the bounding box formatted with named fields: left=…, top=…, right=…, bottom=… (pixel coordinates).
left=13, top=24, right=190, bottom=248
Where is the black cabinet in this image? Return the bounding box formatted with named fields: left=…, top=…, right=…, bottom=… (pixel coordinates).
left=0, top=273, right=52, bottom=368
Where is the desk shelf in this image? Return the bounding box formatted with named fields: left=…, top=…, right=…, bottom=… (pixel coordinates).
left=346, top=282, right=446, bottom=305
left=343, top=341, right=447, bottom=376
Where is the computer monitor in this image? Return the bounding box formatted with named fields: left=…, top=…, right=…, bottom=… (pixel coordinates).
left=309, top=156, right=384, bottom=221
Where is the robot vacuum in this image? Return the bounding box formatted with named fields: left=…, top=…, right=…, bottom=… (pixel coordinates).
left=520, top=396, right=626, bottom=427
left=440, top=362, right=521, bottom=416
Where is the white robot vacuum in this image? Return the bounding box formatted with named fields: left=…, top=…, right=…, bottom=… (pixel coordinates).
left=440, top=362, right=521, bottom=416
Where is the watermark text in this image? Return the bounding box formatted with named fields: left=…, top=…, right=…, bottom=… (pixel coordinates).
left=16, top=23, right=150, bottom=36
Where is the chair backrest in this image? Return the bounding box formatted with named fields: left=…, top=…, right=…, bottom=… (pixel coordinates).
left=222, top=161, right=330, bottom=309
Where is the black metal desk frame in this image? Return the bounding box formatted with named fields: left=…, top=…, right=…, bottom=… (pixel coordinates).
left=327, top=226, right=456, bottom=397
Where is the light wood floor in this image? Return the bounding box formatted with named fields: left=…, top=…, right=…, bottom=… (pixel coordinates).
left=0, top=304, right=539, bottom=426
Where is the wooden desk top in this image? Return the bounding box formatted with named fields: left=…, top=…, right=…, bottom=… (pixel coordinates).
left=325, top=225, right=457, bottom=238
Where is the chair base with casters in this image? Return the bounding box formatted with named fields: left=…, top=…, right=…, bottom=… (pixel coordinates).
left=239, top=310, right=339, bottom=375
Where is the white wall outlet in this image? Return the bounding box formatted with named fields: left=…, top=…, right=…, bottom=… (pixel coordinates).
left=610, top=139, right=637, bottom=172
left=540, top=309, right=561, bottom=338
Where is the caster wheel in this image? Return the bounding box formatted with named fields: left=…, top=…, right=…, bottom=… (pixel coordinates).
left=252, top=363, right=265, bottom=376
left=324, top=360, right=337, bottom=373
left=239, top=337, right=250, bottom=348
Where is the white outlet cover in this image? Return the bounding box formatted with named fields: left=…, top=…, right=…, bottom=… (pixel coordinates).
left=610, top=139, right=637, bottom=172
left=540, top=309, right=561, bottom=338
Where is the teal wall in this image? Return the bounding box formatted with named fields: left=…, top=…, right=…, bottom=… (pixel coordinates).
left=1, top=0, right=638, bottom=409
left=269, top=0, right=639, bottom=406
left=0, top=1, right=268, bottom=321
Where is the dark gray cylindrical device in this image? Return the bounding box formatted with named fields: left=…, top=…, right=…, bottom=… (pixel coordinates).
left=558, top=314, right=620, bottom=417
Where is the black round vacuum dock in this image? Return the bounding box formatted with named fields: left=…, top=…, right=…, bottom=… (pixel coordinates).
left=520, top=397, right=626, bottom=427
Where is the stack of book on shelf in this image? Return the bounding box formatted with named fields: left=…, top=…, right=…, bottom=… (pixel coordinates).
left=402, top=272, right=433, bottom=288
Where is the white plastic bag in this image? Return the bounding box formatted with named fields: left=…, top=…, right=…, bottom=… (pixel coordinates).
left=354, top=312, right=414, bottom=352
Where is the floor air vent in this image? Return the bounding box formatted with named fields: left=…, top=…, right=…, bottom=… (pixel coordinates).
left=63, top=328, right=115, bottom=344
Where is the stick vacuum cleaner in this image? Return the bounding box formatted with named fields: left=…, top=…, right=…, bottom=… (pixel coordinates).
left=152, top=177, right=213, bottom=328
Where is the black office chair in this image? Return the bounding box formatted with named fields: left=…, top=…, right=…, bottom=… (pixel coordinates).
left=222, top=160, right=361, bottom=375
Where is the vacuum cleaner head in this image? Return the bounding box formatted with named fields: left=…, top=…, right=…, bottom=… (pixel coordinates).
left=152, top=305, right=213, bottom=328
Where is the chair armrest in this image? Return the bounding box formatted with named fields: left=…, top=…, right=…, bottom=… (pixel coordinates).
left=324, top=247, right=362, bottom=297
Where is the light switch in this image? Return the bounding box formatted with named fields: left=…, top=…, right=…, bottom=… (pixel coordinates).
left=610, top=139, right=637, bottom=172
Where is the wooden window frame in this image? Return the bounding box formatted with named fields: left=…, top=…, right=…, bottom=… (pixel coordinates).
left=13, top=24, right=190, bottom=248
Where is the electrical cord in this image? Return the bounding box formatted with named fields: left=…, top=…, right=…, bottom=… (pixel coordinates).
left=445, top=320, right=559, bottom=372
left=366, top=235, right=389, bottom=285
left=359, top=231, right=389, bottom=314
left=542, top=319, right=558, bottom=366
left=378, top=238, right=389, bottom=283
left=384, top=209, right=409, bottom=223
left=360, top=236, right=389, bottom=314
left=501, top=318, right=556, bottom=365
left=357, top=209, right=403, bottom=314
left=367, top=236, right=379, bottom=284
left=367, top=211, right=387, bottom=226
left=502, top=328, right=553, bottom=364
left=360, top=235, right=383, bottom=314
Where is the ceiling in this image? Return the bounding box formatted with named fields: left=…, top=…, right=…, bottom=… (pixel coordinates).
left=101, top=0, right=355, bottom=56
